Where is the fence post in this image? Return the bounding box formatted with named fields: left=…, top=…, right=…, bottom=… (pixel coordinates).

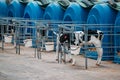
left=84, top=24, right=88, bottom=69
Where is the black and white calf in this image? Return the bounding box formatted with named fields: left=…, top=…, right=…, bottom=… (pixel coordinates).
left=55, top=29, right=104, bottom=66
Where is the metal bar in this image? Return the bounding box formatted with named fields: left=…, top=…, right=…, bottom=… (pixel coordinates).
left=1, top=25, right=4, bottom=50
left=84, top=25, right=88, bottom=70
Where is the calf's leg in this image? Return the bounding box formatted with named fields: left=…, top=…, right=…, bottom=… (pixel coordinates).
left=96, top=48, right=103, bottom=66
left=88, top=36, right=103, bottom=66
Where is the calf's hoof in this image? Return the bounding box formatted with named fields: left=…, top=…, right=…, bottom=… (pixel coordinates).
left=96, top=63, right=100, bottom=66
left=72, top=61, right=76, bottom=66
left=56, top=59, right=58, bottom=61
left=68, top=59, right=73, bottom=63
left=62, top=59, right=66, bottom=63
left=72, top=63, right=76, bottom=66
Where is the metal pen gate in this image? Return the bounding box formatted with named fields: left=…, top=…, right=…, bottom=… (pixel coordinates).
left=0, top=17, right=120, bottom=69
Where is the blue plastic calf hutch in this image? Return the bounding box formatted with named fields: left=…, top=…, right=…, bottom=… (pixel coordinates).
left=43, top=2, right=64, bottom=35
left=7, top=0, right=25, bottom=17
left=43, top=2, right=64, bottom=20
left=114, top=11, right=120, bottom=64
left=23, top=1, right=44, bottom=47
left=43, top=2, right=64, bottom=38
left=0, top=0, right=8, bottom=17
left=43, top=2, right=64, bottom=50
left=87, top=3, right=117, bottom=60
left=63, top=2, right=90, bottom=30
left=63, top=2, right=90, bottom=54
left=24, top=1, right=44, bottom=19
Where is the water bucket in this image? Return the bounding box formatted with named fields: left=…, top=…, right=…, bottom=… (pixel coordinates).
left=23, top=39, right=32, bottom=47
left=71, top=45, right=81, bottom=55
left=4, top=35, right=12, bottom=43
left=45, top=42, right=54, bottom=51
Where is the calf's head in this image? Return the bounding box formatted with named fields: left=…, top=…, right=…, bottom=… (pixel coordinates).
left=59, top=33, right=70, bottom=44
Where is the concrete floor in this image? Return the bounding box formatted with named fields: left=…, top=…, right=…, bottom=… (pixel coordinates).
left=0, top=43, right=120, bottom=80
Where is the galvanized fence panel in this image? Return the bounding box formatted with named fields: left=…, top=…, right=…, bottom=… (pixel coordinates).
left=0, top=17, right=119, bottom=69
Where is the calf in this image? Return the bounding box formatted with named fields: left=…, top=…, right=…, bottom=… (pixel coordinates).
left=55, top=29, right=104, bottom=66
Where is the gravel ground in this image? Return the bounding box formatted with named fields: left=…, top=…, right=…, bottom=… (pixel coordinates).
left=0, top=44, right=120, bottom=80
